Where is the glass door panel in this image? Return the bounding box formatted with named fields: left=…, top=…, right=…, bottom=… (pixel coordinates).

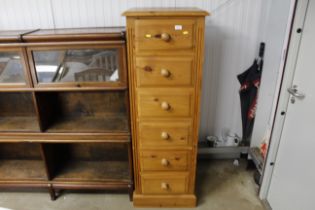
left=0, top=51, right=27, bottom=85
left=31, top=47, right=124, bottom=87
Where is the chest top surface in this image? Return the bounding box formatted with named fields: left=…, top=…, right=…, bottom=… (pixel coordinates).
left=122, top=7, right=210, bottom=17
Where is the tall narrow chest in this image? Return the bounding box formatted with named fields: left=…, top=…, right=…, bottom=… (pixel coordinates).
left=124, top=8, right=209, bottom=207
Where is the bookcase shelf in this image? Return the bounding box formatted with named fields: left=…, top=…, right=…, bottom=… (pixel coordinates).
left=0, top=116, right=40, bottom=132
left=44, top=143, right=130, bottom=182
left=0, top=143, right=46, bottom=180
left=36, top=91, right=129, bottom=133
left=0, top=92, right=40, bottom=132
left=53, top=160, right=130, bottom=182
left=0, top=160, right=46, bottom=180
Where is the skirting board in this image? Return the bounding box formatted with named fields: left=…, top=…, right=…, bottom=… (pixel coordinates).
left=198, top=146, right=249, bottom=159
left=133, top=193, right=196, bottom=207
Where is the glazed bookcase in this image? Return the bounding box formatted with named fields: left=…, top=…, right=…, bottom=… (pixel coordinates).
left=0, top=28, right=133, bottom=200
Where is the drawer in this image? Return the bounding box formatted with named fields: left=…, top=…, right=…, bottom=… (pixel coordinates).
left=135, top=56, right=194, bottom=86
left=141, top=172, right=189, bottom=194
left=140, top=150, right=189, bottom=171
left=138, top=121, right=192, bottom=147
left=137, top=88, right=194, bottom=118
left=135, top=19, right=195, bottom=51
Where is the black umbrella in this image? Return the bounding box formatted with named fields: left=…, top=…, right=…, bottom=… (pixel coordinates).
left=237, top=60, right=262, bottom=146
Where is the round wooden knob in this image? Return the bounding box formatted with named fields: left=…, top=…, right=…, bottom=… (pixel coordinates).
left=161, top=102, right=170, bottom=110
left=161, top=33, right=171, bottom=42
left=161, top=69, right=171, bottom=77
left=161, top=182, right=169, bottom=190
left=161, top=158, right=169, bottom=166
left=161, top=132, right=169, bottom=140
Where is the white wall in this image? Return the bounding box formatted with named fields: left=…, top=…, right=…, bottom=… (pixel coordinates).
left=0, top=0, right=264, bottom=143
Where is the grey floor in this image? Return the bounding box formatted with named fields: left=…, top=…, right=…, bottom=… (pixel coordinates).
left=0, top=160, right=264, bottom=210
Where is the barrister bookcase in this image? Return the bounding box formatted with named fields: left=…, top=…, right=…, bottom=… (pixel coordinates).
left=0, top=28, right=133, bottom=200
left=124, top=8, right=209, bottom=207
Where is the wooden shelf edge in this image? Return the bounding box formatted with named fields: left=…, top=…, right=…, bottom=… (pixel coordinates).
left=51, top=181, right=131, bottom=190
left=0, top=87, right=128, bottom=92
left=33, top=86, right=128, bottom=92
left=0, top=180, right=49, bottom=187
left=0, top=40, right=126, bottom=48
left=0, top=140, right=131, bottom=143
left=0, top=133, right=131, bottom=143
left=133, top=193, right=197, bottom=207
left=0, top=180, right=132, bottom=189
left=0, top=88, right=34, bottom=92
left=0, top=132, right=130, bottom=136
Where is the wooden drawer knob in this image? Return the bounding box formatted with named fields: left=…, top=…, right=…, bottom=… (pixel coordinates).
left=161, top=33, right=171, bottom=42
left=161, top=68, right=171, bottom=77
left=161, top=132, right=169, bottom=140
left=161, top=182, right=169, bottom=190
left=161, top=102, right=170, bottom=110
left=161, top=158, right=169, bottom=166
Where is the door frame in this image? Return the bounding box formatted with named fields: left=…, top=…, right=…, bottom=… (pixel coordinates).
left=259, top=0, right=309, bottom=202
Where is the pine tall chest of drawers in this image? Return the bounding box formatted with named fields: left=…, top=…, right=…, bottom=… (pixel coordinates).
left=123, top=8, right=209, bottom=207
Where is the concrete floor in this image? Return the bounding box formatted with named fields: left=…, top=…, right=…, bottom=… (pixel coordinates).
left=0, top=159, right=264, bottom=210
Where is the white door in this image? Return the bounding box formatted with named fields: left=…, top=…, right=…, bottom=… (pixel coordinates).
left=267, top=1, right=315, bottom=209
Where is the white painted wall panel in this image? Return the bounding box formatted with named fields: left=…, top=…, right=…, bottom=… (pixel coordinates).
left=50, top=0, right=176, bottom=28
left=0, top=0, right=264, bottom=144
left=200, top=0, right=263, bottom=142
left=0, top=0, right=54, bottom=30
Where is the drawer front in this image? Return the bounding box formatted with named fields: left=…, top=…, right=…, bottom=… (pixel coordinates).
left=135, top=56, right=194, bottom=86
left=135, top=19, right=195, bottom=51
left=140, top=150, right=189, bottom=171
left=141, top=173, right=189, bottom=194
left=137, top=89, right=194, bottom=118
left=139, top=121, right=192, bottom=147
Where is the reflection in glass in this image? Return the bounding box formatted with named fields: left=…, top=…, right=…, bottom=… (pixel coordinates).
left=0, top=52, right=25, bottom=83
left=33, top=49, right=120, bottom=83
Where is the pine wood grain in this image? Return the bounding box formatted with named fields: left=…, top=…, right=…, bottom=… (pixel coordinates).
left=124, top=8, right=208, bottom=207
